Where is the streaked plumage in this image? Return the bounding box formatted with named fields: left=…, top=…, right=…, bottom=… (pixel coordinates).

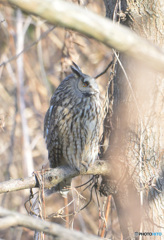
left=44, top=63, right=102, bottom=195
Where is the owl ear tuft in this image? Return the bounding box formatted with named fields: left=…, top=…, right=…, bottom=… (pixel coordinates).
left=71, top=62, right=83, bottom=78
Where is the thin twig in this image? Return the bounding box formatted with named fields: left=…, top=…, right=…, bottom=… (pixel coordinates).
left=64, top=197, right=69, bottom=228
left=80, top=184, right=95, bottom=211
left=95, top=59, right=114, bottom=79
left=0, top=25, right=55, bottom=68
left=75, top=177, right=94, bottom=189
left=100, top=195, right=111, bottom=238
left=16, top=9, right=34, bottom=176
left=36, top=20, right=51, bottom=94
left=0, top=207, right=102, bottom=240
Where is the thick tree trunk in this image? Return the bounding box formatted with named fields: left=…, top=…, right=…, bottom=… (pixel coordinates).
left=101, top=0, right=164, bottom=239
left=126, top=0, right=164, bottom=235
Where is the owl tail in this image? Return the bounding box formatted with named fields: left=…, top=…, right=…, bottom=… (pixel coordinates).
left=45, top=178, right=72, bottom=198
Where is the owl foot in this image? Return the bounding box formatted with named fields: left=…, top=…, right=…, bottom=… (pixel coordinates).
left=74, top=162, right=88, bottom=174
left=75, top=167, right=80, bottom=173
left=80, top=161, right=89, bottom=173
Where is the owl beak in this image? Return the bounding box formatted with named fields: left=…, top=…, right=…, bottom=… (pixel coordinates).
left=92, top=78, right=100, bottom=94
left=84, top=77, right=100, bottom=94
left=93, top=85, right=99, bottom=94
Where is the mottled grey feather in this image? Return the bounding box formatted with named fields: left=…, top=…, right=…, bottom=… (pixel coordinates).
left=44, top=64, right=102, bottom=196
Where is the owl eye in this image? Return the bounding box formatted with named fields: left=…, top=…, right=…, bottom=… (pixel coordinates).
left=82, top=81, right=89, bottom=87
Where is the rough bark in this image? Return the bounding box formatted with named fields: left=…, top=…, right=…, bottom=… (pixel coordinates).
left=126, top=0, right=164, bottom=235
left=101, top=0, right=164, bottom=239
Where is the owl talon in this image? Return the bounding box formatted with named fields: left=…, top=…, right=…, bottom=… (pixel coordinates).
left=80, top=162, right=89, bottom=173
left=75, top=167, right=80, bottom=173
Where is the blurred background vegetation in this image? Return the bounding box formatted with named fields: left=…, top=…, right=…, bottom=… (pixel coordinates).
left=0, top=1, right=120, bottom=239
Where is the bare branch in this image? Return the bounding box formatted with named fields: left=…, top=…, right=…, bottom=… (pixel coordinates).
left=16, top=9, right=34, bottom=177
left=0, top=207, right=102, bottom=240
left=3, top=0, right=164, bottom=73
left=0, top=25, right=55, bottom=68
left=0, top=160, right=110, bottom=194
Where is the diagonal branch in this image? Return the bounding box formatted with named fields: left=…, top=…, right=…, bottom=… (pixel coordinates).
left=2, top=0, right=164, bottom=72
left=0, top=160, right=110, bottom=194
left=0, top=207, right=102, bottom=240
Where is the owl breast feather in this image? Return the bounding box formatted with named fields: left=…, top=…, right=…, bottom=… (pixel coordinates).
left=57, top=96, right=101, bottom=170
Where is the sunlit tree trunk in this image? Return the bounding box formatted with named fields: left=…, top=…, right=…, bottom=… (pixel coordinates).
left=101, top=0, right=164, bottom=239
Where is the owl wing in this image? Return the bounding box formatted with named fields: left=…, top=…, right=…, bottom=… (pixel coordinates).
left=44, top=103, right=63, bottom=168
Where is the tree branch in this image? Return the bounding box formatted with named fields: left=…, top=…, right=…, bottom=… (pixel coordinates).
left=0, top=207, right=102, bottom=240
left=2, top=0, right=164, bottom=73
left=0, top=160, right=110, bottom=194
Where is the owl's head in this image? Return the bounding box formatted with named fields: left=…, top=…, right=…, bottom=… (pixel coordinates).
left=71, top=62, right=99, bottom=96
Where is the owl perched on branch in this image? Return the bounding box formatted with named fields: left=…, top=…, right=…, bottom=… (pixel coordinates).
left=44, top=63, right=102, bottom=196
